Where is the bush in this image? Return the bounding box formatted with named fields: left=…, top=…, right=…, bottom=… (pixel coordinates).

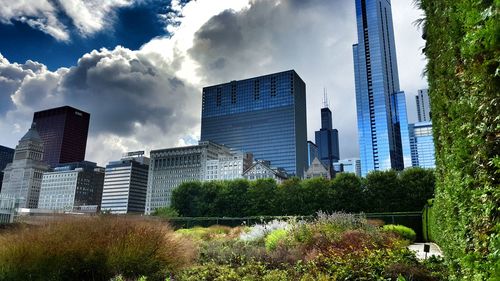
left=383, top=224, right=417, bottom=242
left=265, top=229, right=288, bottom=251
left=0, top=216, right=194, bottom=281
left=152, top=207, right=179, bottom=218
left=418, top=0, right=499, bottom=278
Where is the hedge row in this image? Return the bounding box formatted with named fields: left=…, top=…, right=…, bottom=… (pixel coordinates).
left=418, top=0, right=499, bottom=279
left=170, top=168, right=435, bottom=217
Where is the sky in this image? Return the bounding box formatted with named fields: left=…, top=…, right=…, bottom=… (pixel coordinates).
left=0, top=0, right=427, bottom=166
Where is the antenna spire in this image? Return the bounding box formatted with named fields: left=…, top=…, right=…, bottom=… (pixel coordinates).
left=323, top=88, right=329, bottom=108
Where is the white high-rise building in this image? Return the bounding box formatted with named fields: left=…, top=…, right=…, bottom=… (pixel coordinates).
left=0, top=123, right=50, bottom=208
left=101, top=151, right=149, bottom=214
left=38, top=161, right=104, bottom=212
left=416, top=89, right=431, bottom=122
left=205, top=151, right=253, bottom=181
left=145, top=141, right=233, bottom=214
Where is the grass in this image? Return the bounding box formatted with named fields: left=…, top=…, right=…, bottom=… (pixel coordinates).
left=0, top=216, right=194, bottom=281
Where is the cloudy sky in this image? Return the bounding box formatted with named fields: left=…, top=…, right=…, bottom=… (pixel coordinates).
left=0, top=0, right=427, bottom=166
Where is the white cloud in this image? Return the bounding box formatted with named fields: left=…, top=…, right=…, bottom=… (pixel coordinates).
left=0, top=0, right=134, bottom=41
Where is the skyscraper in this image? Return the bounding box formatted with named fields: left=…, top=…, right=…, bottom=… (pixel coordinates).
left=1, top=124, right=50, bottom=208
left=38, top=161, right=105, bottom=212
left=145, top=141, right=233, bottom=213
left=33, top=106, right=90, bottom=167
left=409, top=122, right=436, bottom=168
left=416, top=89, right=431, bottom=122
left=200, top=70, right=307, bottom=176
left=101, top=151, right=149, bottom=214
left=0, top=145, right=15, bottom=193
left=352, top=0, right=409, bottom=176
left=315, top=93, right=340, bottom=175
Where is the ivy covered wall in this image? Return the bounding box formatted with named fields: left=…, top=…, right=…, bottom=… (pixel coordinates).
left=419, top=0, right=499, bottom=279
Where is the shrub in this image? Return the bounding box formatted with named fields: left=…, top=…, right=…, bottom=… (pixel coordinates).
left=0, top=216, right=194, bottom=281
left=240, top=220, right=289, bottom=242
left=151, top=207, right=179, bottom=218
left=265, top=229, right=288, bottom=251
left=383, top=224, right=416, bottom=242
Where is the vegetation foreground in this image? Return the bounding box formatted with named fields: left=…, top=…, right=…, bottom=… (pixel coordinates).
left=0, top=214, right=447, bottom=281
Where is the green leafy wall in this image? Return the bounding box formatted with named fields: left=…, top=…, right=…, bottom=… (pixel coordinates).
left=418, top=0, right=499, bottom=279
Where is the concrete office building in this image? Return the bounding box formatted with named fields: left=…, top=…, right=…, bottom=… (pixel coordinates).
left=352, top=0, right=410, bottom=176
left=201, top=70, right=307, bottom=177
left=409, top=122, right=436, bottom=168
left=333, top=158, right=362, bottom=177
left=33, top=106, right=90, bottom=167
left=101, top=151, right=149, bottom=214
left=1, top=124, right=50, bottom=208
left=0, top=145, right=15, bottom=193
left=146, top=141, right=233, bottom=214
left=416, top=89, right=431, bottom=122
left=243, top=160, right=288, bottom=184
left=205, top=151, right=253, bottom=181
left=38, top=161, right=104, bottom=212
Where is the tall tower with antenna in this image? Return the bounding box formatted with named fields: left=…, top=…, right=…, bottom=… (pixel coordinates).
left=315, top=88, right=340, bottom=177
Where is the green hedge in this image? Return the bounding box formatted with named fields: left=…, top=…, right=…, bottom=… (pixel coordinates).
left=418, top=0, right=500, bottom=279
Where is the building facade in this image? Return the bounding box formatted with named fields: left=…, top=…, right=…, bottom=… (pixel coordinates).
left=409, top=122, right=436, bottom=168
left=416, top=89, right=431, bottom=122
left=333, top=158, right=362, bottom=177
left=145, top=141, right=232, bottom=214
left=101, top=151, right=149, bottom=214
left=205, top=151, right=253, bottom=181
left=315, top=104, right=340, bottom=176
left=0, top=145, right=15, bottom=193
left=305, top=157, right=331, bottom=179
left=0, top=124, right=50, bottom=208
left=200, top=70, right=307, bottom=177
left=38, top=161, right=104, bottom=212
left=33, top=106, right=90, bottom=167
left=306, top=141, right=318, bottom=169
left=242, top=160, right=288, bottom=184
left=352, top=0, right=409, bottom=176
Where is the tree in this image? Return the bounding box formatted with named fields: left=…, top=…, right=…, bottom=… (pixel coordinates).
left=276, top=177, right=305, bottom=215
left=364, top=170, right=402, bottom=212
left=300, top=177, right=334, bottom=214
left=331, top=173, right=364, bottom=213
left=152, top=207, right=180, bottom=218
left=398, top=168, right=435, bottom=211
left=214, top=179, right=250, bottom=217
left=246, top=179, right=278, bottom=216
left=171, top=181, right=203, bottom=217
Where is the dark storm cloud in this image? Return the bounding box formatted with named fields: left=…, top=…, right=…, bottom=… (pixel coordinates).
left=0, top=47, right=200, bottom=164
left=189, top=0, right=361, bottom=158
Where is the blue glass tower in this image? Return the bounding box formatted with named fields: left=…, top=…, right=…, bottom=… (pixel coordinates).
left=200, top=70, right=307, bottom=176
left=315, top=104, right=340, bottom=175
left=352, top=0, right=409, bottom=176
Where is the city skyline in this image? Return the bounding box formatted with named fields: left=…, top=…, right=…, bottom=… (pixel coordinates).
left=0, top=0, right=427, bottom=166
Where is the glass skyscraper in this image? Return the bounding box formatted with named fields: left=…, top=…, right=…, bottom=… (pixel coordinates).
left=409, top=122, right=436, bottom=168
left=352, top=0, right=409, bottom=176
left=200, top=70, right=307, bottom=177
left=315, top=106, right=339, bottom=176
left=33, top=106, right=90, bottom=168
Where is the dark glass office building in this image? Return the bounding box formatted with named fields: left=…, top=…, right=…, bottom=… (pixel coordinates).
left=352, top=0, right=409, bottom=176
left=315, top=106, right=340, bottom=176
left=0, top=145, right=15, bottom=192
left=33, top=106, right=90, bottom=168
left=200, top=70, right=307, bottom=176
